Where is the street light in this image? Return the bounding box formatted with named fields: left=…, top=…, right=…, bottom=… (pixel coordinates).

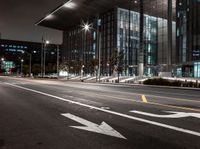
left=43, top=40, right=50, bottom=77
left=56, top=45, right=59, bottom=78
left=82, top=21, right=101, bottom=82
left=81, top=65, right=85, bottom=80
left=21, top=59, right=24, bottom=76
left=45, top=40, right=50, bottom=44
left=21, top=51, right=37, bottom=77
left=107, top=63, right=110, bottom=76
left=81, top=22, right=92, bottom=32
left=1, top=58, right=5, bottom=72
left=29, top=51, right=37, bottom=77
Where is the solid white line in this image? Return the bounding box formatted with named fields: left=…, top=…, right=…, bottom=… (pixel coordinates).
left=5, top=82, right=200, bottom=137
left=130, top=110, right=200, bottom=118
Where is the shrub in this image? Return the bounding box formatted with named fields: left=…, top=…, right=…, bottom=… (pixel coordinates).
left=143, top=78, right=200, bottom=88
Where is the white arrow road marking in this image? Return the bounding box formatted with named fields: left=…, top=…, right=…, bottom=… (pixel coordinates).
left=130, top=110, right=200, bottom=119
left=4, top=83, right=200, bottom=137
left=61, top=113, right=126, bottom=139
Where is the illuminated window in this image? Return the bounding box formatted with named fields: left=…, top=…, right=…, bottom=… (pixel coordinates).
left=194, top=62, right=200, bottom=78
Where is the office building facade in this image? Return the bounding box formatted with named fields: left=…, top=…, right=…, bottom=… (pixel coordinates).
left=37, top=0, right=200, bottom=78
left=176, top=0, right=200, bottom=77
left=62, top=7, right=176, bottom=76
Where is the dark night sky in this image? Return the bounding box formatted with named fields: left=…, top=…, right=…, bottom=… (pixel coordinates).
left=0, top=0, right=64, bottom=44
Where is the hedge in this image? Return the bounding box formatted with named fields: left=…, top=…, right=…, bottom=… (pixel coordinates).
left=143, top=78, right=200, bottom=88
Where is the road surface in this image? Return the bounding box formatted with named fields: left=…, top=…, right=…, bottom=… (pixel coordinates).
left=0, top=76, right=199, bottom=149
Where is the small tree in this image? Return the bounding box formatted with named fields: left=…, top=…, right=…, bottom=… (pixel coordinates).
left=110, top=49, right=118, bottom=75
left=110, top=49, right=124, bottom=83
left=88, top=59, right=98, bottom=76
left=22, top=65, right=29, bottom=76
left=32, top=64, right=41, bottom=75
left=46, top=63, right=56, bottom=74
left=59, top=60, right=73, bottom=75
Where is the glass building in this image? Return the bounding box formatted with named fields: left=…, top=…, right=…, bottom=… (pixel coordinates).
left=176, top=0, right=200, bottom=77
left=36, top=0, right=200, bottom=78
left=62, top=7, right=175, bottom=76
left=117, top=8, right=158, bottom=76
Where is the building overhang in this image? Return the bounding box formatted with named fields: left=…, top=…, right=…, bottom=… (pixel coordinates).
left=36, top=0, right=176, bottom=31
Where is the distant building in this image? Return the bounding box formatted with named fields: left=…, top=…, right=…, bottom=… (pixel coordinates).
left=0, top=39, right=60, bottom=75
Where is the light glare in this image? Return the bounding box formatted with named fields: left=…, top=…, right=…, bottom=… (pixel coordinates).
left=64, top=1, right=76, bottom=9
left=45, top=40, right=50, bottom=44
left=45, top=14, right=54, bottom=20
left=81, top=21, right=92, bottom=32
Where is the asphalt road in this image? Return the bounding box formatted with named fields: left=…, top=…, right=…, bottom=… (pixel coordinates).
left=0, top=76, right=200, bottom=149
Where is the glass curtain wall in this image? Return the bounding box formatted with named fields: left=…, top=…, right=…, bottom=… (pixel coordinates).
left=62, top=0, right=177, bottom=77
left=117, top=7, right=168, bottom=76
left=63, top=26, right=96, bottom=75
left=117, top=8, right=139, bottom=76
left=143, top=0, right=176, bottom=76
left=194, top=62, right=200, bottom=78
left=100, top=10, right=116, bottom=76
left=176, top=0, right=200, bottom=77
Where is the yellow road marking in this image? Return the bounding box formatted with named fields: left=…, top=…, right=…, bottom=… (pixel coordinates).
left=141, top=95, right=148, bottom=103
left=76, top=91, right=200, bottom=112
left=147, top=101, right=200, bottom=112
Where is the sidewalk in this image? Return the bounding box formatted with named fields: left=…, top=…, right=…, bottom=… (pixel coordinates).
left=29, top=76, right=200, bottom=91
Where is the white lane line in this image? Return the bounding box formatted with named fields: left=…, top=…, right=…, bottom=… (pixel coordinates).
left=130, top=110, right=200, bottom=119
left=4, top=82, right=200, bottom=137
left=101, top=107, right=110, bottom=110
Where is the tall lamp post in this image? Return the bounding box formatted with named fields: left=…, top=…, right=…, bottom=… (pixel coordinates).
left=81, top=65, right=85, bottom=80
left=82, top=21, right=101, bottom=82
left=22, top=51, right=36, bottom=77
left=107, top=63, right=110, bottom=76
left=21, top=59, right=24, bottom=76
left=43, top=40, right=50, bottom=77
left=1, top=58, right=5, bottom=73
left=57, top=45, right=59, bottom=78
left=28, top=51, right=37, bottom=77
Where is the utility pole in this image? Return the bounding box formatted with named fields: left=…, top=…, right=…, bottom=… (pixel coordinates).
left=29, top=53, right=32, bottom=77
left=57, top=45, right=59, bottom=78
left=21, top=59, right=24, bottom=76
left=41, top=37, right=44, bottom=77
left=44, top=43, right=46, bottom=77
left=43, top=40, right=50, bottom=77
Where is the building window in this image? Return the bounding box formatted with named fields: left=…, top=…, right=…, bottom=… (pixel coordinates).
left=194, top=62, right=200, bottom=78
